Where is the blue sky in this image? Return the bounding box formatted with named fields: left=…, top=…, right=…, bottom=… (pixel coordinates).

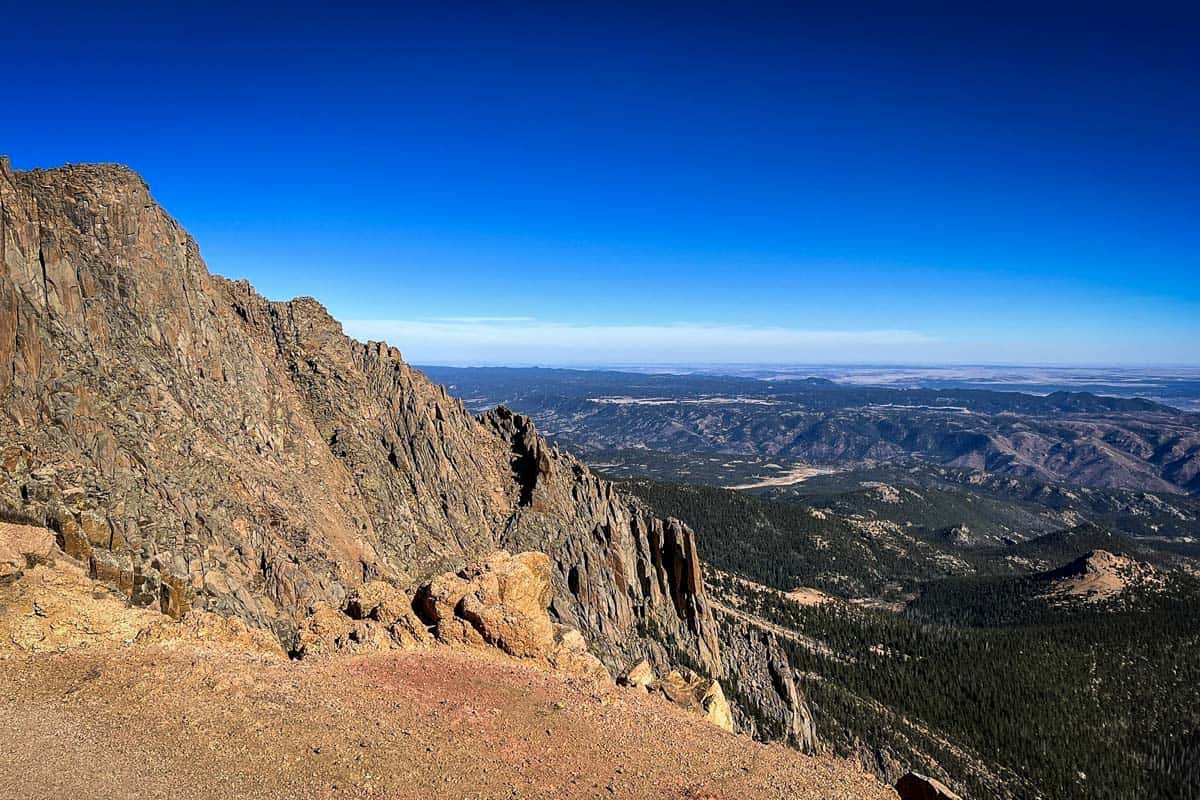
left=4, top=2, right=1198, bottom=365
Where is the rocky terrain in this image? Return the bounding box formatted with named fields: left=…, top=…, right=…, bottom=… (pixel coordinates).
left=1038, top=548, right=1158, bottom=604
left=0, top=158, right=883, bottom=794
left=0, top=158, right=721, bottom=676
left=0, top=520, right=895, bottom=800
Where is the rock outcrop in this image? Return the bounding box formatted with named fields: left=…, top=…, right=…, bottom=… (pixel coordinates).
left=0, top=521, right=282, bottom=656
left=895, top=772, right=962, bottom=800
left=414, top=549, right=609, bottom=680
left=656, top=668, right=736, bottom=733
left=0, top=160, right=718, bottom=677
left=717, top=611, right=818, bottom=752
left=618, top=657, right=735, bottom=733
left=1040, top=548, right=1156, bottom=604
left=621, top=659, right=656, bottom=691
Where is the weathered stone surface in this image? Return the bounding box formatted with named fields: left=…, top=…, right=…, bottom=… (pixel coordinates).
left=700, top=680, right=735, bottom=733
left=621, top=659, right=656, bottom=691
left=0, top=161, right=719, bottom=676
left=547, top=625, right=610, bottom=682
left=652, top=668, right=735, bottom=733
left=896, top=772, right=962, bottom=800
left=453, top=551, right=557, bottom=658
left=716, top=610, right=818, bottom=752
left=0, top=521, right=56, bottom=581
left=416, top=550, right=604, bottom=676
left=0, top=523, right=283, bottom=657
left=346, top=580, right=409, bottom=623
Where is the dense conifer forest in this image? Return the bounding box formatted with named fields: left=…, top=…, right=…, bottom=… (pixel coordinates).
left=629, top=478, right=1200, bottom=799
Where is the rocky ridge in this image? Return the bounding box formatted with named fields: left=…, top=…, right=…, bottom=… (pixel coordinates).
left=1039, top=548, right=1157, bottom=604
left=0, top=158, right=718, bottom=682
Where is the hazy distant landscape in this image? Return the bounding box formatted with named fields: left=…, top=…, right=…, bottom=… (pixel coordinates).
left=436, top=363, right=1200, bottom=411
left=424, top=365, right=1200, bottom=495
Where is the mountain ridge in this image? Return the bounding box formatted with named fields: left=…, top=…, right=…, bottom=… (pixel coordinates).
left=0, top=158, right=721, bottom=679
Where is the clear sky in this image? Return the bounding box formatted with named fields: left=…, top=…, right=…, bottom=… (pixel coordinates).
left=4, top=2, right=1198, bottom=365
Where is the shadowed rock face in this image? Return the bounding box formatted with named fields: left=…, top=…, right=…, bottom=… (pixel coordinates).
left=0, top=159, right=718, bottom=674
left=895, top=772, right=961, bottom=800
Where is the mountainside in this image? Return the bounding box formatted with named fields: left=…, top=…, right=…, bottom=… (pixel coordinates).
left=0, top=520, right=894, bottom=800
left=0, top=158, right=717, bottom=678
left=424, top=366, right=1200, bottom=495
left=626, top=476, right=1200, bottom=798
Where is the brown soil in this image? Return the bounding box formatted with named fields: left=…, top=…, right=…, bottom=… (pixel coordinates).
left=0, top=643, right=893, bottom=800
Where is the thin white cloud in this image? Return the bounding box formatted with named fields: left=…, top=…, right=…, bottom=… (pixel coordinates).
left=432, top=315, right=537, bottom=323
left=343, top=318, right=939, bottom=365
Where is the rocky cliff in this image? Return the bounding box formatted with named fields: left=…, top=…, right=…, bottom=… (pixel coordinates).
left=0, top=158, right=718, bottom=675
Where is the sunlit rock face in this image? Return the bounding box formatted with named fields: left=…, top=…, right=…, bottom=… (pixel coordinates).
left=0, top=159, right=719, bottom=676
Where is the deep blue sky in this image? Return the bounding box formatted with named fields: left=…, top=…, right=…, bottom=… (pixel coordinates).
left=4, top=2, right=1198, bottom=364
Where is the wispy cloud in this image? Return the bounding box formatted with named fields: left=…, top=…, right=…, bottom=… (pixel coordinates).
left=431, top=316, right=537, bottom=323
left=343, top=318, right=938, bottom=365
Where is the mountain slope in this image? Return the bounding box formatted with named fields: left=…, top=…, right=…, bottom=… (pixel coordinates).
left=0, top=521, right=894, bottom=800
left=0, top=158, right=715, bottom=676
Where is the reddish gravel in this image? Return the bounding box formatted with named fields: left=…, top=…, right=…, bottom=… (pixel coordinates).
left=0, top=644, right=893, bottom=800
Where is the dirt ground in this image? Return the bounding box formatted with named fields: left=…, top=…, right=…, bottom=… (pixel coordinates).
left=0, top=643, right=894, bottom=800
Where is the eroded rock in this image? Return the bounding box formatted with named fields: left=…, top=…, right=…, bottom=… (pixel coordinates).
left=416, top=550, right=608, bottom=679
left=0, top=522, right=57, bottom=581
left=896, top=772, right=962, bottom=800
left=653, top=668, right=735, bottom=734
left=621, top=659, right=656, bottom=691
left=0, top=160, right=718, bottom=700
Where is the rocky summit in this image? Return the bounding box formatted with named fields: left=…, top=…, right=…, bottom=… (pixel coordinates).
left=0, top=158, right=718, bottom=677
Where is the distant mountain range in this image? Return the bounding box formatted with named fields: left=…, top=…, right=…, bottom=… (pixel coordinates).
left=423, top=366, right=1200, bottom=495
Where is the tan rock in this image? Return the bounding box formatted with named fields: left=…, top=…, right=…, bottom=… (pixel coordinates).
left=0, top=522, right=57, bottom=580
left=388, top=611, right=433, bottom=647
left=621, top=659, right=656, bottom=691
left=346, top=580, right=408, bottom=622
left=414, top=551, right=610, bottom=680
left=419, top=551, right=557, bottom=659
left=657, top=670, right=700, bottom=707
left=549, top=626, right=611, bottom=682
left=700, top=680, right=735, bottom=733
left=414, top=572, right=472, bottom=626
left=653, top=668, right=735, bottom=733
left=296, top=604, right=357, bottom=658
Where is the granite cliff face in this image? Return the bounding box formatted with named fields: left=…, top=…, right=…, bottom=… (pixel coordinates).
left=0, top=158, right=717, bottom=675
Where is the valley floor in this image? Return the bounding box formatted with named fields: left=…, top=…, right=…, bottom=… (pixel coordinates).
left=0, top=644, right=893, bottom=800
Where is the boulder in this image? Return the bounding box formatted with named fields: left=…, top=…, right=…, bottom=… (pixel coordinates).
left=347, top=580, right=411, bottom=624
left=548, top=626, right=610, bottom=682
left=895, top=772, right=961, bottom=800
left=621, top=659, right=656, bottom=691
left=700, top=680, right=735, bottom=733
left=0, top=522, right=57, bottom=581
left=414, top=550, right=609, bottom=680
left=653, top=668, right=735, bottom=733
left=419, top=551, right=557, bottom=659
